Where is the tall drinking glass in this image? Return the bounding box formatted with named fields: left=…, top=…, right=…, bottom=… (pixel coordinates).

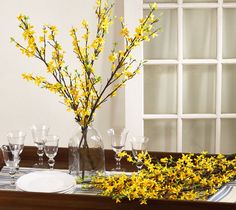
left=107, top=128, right=129, bottom=171
left=1, top=145, right=20, bottom=185
left=130, top=136, right=149, bottom=171
left=44, top=135, right=59, bottom=170
left=31, top=124, right=50, bottom=167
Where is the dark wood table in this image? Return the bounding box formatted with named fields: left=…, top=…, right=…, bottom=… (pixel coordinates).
left=0, top=146, right=235, bottom=210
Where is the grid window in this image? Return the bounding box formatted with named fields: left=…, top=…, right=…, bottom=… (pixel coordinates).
left=125, top=0, right=236, bottom=153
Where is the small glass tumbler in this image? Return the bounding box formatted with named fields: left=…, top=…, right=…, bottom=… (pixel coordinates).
left=44, top=135, right=59, bottom=170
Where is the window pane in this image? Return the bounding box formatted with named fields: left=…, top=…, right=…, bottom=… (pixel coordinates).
left=221, top=119, right=236, bottom=154
left=223, top=9, right=236, bottom=58
left=183, top=120, right=215, bottom=153
left=222, top=65, right=236, bottom=113
left=144, top=65, right=177, bottom=114
left=144, top=0, right=177, bottom=3
left=183, top=9, right=217, bottom=59
left=143, top=9, right=177, bottom=59
left=183, top=65, right=216, bottom=114
left=144, top=120, right=177, bottom=152
left=184, top=0, right=217, bottom=2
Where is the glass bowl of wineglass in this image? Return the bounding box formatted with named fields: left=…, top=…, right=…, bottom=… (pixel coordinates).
left=7, top=130, right=25, bottom=157
left=107, top=128, right=129, bottom=172
left=130, top=136, right=149, bottom=172
left=31, top=124, right=50, bottom=167
left=44, top=135, right=59, bottom=170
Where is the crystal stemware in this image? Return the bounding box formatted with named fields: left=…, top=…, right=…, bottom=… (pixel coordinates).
left=107, top=128, right=129, bottom=171
left=31, top=124, right=50, bottom=167
left=44, top=135, right=59, bottom=170
left=1, top=145, right=20, bottom=185
left=7, top=130, right=25, bottom=172
left=130, top=136, right=149, bottom=171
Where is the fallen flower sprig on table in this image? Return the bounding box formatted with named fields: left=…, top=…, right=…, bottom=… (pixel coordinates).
left=91, top=151, right=236, bottom=204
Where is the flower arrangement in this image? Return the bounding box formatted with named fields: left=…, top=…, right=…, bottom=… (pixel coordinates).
left=91, top=152, right=236, bottom=204
left=11, top=0, right=159, bottom=132
left=11, top=0, right=160, bottom=180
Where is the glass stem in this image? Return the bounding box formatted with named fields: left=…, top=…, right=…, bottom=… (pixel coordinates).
left=115, top=153, right=121, bottom=170
left=136, top=160, right=143, bottom=172
left=39, top=156, right=44, bottom=166
left=9, top=169, right=15, bottom=185
left=48, top=158, right=55, bottom=170
left=37, top=146, right=44, bottom=165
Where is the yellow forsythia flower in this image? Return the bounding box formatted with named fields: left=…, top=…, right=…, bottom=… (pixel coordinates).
left=22, top=73, right=32, bottom=81
left=150, top=3, right=158, bottom=10
left=120, top=27, right=129, bottom=37
left=34, top=76, right=45, bottom=86
left=82, top=19, right=88, bottom=27
left=108, top=53, right=117, bottom=62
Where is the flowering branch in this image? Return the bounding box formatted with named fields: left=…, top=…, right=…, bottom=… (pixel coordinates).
left=11, top=1, right=160, bottom=130
left=91, top=152, right=236, bottom=204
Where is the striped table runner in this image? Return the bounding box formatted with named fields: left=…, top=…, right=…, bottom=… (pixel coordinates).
left=0, top=166, right=236, bottom=202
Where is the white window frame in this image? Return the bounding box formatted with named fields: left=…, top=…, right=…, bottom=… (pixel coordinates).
left=125, top=0, right=236, bottom=153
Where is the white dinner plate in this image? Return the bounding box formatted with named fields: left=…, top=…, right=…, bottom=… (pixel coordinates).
left=16, top=171, right=76, bottom=193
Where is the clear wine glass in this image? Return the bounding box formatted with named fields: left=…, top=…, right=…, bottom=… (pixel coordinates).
left=130, top=136, right=149, bottom=172
left=7, top=130, right=25, bottom=172
left=107, top=128, right=129, bottom=171
left=44, top=135, right=59, bottom=170
left=1, top=145, right=20, bottom=185
left=31, top=124, right=50, bottom=167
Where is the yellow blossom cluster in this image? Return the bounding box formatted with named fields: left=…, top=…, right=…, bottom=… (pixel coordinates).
left=14, top=15, right=37, bottom=57
left=12, top=1, right=160, bottom=130
left=91, top=151, right=236, bottom=205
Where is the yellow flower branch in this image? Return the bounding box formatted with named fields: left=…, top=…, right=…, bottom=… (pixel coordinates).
left=91, top=151, right=236, bottom=204
left=12, top=1, right=160, bottom=129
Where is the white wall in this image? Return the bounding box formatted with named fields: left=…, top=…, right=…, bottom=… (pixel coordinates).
left=0, top=0, right=125, bottom=148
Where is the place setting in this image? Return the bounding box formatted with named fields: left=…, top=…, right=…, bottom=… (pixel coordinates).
left=0, top=127, right=77, bottom=194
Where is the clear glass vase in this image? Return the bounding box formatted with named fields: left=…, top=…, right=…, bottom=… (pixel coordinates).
left=68, top=126, right=105, bottom=182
